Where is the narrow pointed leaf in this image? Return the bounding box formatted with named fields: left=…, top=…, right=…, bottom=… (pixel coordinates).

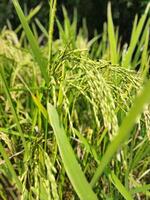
left=122, top=3, right=150, bottom=67
left=47, top=103, right=97, bottom=200
left=107, top=2, right=118, bottom=64
left=0, top=142, right=22, bottom=191
left=109, top=172, right=133, bottom=200
left=12, top=0, right=48, bottom=83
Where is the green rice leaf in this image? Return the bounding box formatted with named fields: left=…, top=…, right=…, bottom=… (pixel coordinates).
left=122, top=3, right=150, bottom=68
left=107, top=2, right=118, bottom=64
left=15, top=4, right=42, bottom=33
left=130, top=15, right=138, bottom=46
left=141, top=28, right=149, bottom=77
left=35, top=18, right=49, bottom=38
left=73, top=128, right=100, bottom=163
left=48, top=0, right=57, bottom=66
left=12, top=0, right=48, bottom=83
left=0, top=60, right=26, bottom=148
left=47, top=103, right=98, bottom=200
left=131, top=184, right=150, bottom=194
left=0, top=142, right=22, bottom=191
left=131, top=18, right=150, bottom=69
left=109, top=172, right=133, bottom=200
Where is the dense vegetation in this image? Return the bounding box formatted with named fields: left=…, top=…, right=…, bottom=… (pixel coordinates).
left=0, top=0, right=150, bottom=199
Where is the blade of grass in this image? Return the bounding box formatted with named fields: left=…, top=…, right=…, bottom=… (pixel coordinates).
left=71, top=8, right=78, bottom=47
left=0, top=62, right=26, bottom=148
left=107, top=2, right=118, bottom=64
left=0, top=142, right=22, bottom=191
left=130, top=15, right=138, bottom=47
left=131, top=184, right=150, bottom=194
left=131, top=18, right=150, bottom=69
left=141, top=28, right=149, bottom=77
left=31, top=94, right=47, bottom=119
left=15, top=4, right=42, bottom=33
left=48, top=0, right=57, bottom=67
left=56, top=17, right=66, bottom=42
left=47, top=103, right=98, bottom=200
left=90, top=79, right=150, bottom=187
left=73, top=128, right=100, bottom=163
left=129, top=139, right=150, bottom=170
left=142, top=57, right=150, bottom=80
left=109, top=172, right=133, bottom=200
left=12, top=0, right=48, bottom=83
left=122, top=3, right=150, bottom=68
left=0, top=128, right=36, bottom=140
left=35, top=18, right=49, bottom=38
left=62, top=6, right=71, bottom=40
left=17, top=74, right=47, bottom=119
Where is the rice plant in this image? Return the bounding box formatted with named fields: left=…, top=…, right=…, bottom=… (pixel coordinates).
left=0, top=0, right=150, bottom=199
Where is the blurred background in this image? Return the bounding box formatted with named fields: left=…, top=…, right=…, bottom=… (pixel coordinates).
left=0, top=0, right=149, bottom=43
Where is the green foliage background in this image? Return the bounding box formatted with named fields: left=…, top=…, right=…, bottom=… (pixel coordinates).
left=0, top=0, right=149, bottom=199
left=0, top=0, right=149, bottom=41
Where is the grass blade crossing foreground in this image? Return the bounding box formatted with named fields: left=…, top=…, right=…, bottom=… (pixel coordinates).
left=90, top=79, right=150, bottom=187
left=12, top=0, right=48, bottom=84
left=47, top=103, right=98, bottom=200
